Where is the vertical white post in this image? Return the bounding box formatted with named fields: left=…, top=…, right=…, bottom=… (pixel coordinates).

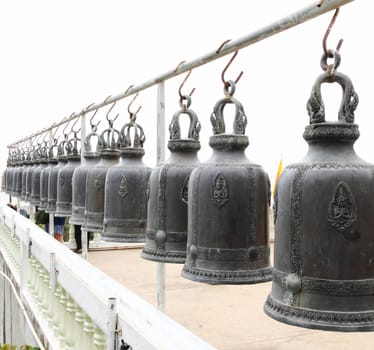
left=20, top=227, right=31, bottom=291
left=30, top=204, right=35, bottom=223
left=156, top=82, right=166, bottom=312
left=11, top=214, right=16, bottom=237
left=49, top=213, right=54, bottom=236
left=49, top=252, right=57, bottom=292
left=82, top=229, right=88, bottom=260
left=107, top=297, right=118, bottom=350
left=16, top=198, right=20, bottom=214
left=81, top=113, right=87, bottom=164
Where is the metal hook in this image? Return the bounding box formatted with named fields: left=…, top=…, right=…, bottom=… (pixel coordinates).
left=106, top=101, right=119, bottom=123
left=89, top=109, right=100, bottom=129
left=62, top=119, right=71, bottom=137
left=322, top=8, right=343, bottom=58
left=178, top=70, right=196, bottom=100
left=70, top=117, right=81, bottom=133
left=221, top=50, right=244, bottom=87
left=127, top=92, right=142, bottom=116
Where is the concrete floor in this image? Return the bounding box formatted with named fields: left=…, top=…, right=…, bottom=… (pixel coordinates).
left=87, top=246, right=374, bottom=350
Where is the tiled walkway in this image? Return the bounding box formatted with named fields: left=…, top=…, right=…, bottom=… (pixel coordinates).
left=88, top=246, right=374, bottom=350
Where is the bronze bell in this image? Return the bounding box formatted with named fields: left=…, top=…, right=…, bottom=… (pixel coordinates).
left=47, top=136, right=68, bottom=213
left=102, top=111, right=151, bottom=242
left=55, top=132, right=81, bottom=217
left=182, top=79, right=272, bottom=284
left=4, top=156, right=11, bottom=195
left=70, top=128, right=100, bottom=225
left=25, top=147, right=38, bottom=202
left=21, top=148, right=32, bottom=200
left=13, top=149, right=25, bottom=198
left=264, top=50, right=374, bottom=331
left=84, top=120, right=120, bottom=232
left=142, top=94, right=201, bottom=263
left=39, top=141, right=58, bottom=211
left=10, top=148, right=23, bottom=197
left=30, top=143, right=48, bottom=206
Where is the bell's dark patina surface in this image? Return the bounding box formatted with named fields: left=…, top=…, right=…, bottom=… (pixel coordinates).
left=84, top=122, right=120, bottom=232
left=264, top=51, right=374, bottom=331
left=55, top=133, right=81, bottom=217
left=39, top=142, right=58, bottom=211
left=182, top=80, right=272, bottom=284
left=31, top=144, right=48, bottom=206
left=70, top=129, right=100, bottom=225
left=142, top=95, right=200, bottom=263
left=102, top=113, right=151, bottom=242
left=47, top=137, right=68, bottom=213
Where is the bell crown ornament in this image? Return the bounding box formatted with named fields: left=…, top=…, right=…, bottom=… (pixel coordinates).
left=119, top=108, right=146, bottom=158
left=168, top=94, right=201, bottom=152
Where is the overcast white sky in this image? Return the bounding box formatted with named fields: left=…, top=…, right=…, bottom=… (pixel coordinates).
left=0, top=0, right=371, bottom=187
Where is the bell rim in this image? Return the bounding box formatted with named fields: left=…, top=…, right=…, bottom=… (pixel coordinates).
left=264, top=295, right=374, bottom=332
left=181, top=265, right=272, bottom=284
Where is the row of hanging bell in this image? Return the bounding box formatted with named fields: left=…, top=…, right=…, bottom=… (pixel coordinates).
left=142, top=71, right=272, bottom=284
left=141, top=93, right=201, bottom=262
left=102, top=110, right=151, bottom=242
left=70, top=124, right=100, bottom=225
left=264, top=50, right=374, bottom=331
left=55, top=131, right=81, bottom=217
left=84, top=118, right=120, bottom=232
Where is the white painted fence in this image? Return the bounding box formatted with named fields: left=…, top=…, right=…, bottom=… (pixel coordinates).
left=0, top=202, right=216, bottom=350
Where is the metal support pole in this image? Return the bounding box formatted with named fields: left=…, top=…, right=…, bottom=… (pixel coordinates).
left=82, top=229, right=88, bottom=260
left=156, top=82, right=166, bottom=312
left=49, top=213, right=54, bottom=236
left=6, top=0, right=355, bottom=148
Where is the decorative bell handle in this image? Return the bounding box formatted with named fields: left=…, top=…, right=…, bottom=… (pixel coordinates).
left=210, top=80, right=247, bottom=135
left=307, top=50, right=359, bottom=124
left=169, top=95, right=201, bottom=141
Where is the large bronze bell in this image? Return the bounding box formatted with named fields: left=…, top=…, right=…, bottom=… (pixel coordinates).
left=264, top=50, right=374, bottom=331
left=142, top=94, right=201, bottom=263
left=70, top=128, right=100, bottom=225
left=182, top=79, right=272, bottom=284
left=55, top=132, right=81, bottom=217
left=47, top=136, right=68, bottom=213
left=84, top=121, right=120, bottom=232
left=39, top=141, right=58, bottom=211
left=102, top=112, right=151, bottom=242
left=30, top=144, right=48, bottom=206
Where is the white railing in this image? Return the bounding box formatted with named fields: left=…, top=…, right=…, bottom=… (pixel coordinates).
left=0, top=202, right=216, bottom=350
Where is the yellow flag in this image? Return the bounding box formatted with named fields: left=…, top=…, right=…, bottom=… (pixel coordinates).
left=272, top=158, right=283, bottom=197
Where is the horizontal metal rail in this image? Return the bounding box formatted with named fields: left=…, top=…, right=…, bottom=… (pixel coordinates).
left=7, top=0, right=354, bottom=147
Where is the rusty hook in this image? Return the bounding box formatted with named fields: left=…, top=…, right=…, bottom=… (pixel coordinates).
left=127, top=92, right=142, bottom=116
left=322, top=8, right=343, bottom=58
left=89, top=109, right=100, bottom=129
left=70, top=116, right=81, bottom=133
left=178, top=70, right=195, bottom=100
left=221, top=50, right=244, bottom=87
left=106, top=101, right=119, bottom=123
